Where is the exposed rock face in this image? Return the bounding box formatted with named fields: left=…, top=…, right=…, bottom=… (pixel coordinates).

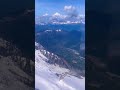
left=0, top=38, right=34, bottom=90
left=35, top=42, right=70, bottom=69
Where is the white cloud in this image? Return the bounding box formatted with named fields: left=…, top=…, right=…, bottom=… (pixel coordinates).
left=52, top=12, right=62, bottom=17
left=64, top=6, right=76, bottom=11
left=52, top=12, right=66, bottom=19
left=43, top=13, right=49, bottom=16
left=64, top=6, right=78, bottom=17
left=35, top=6, right=85, bottom=25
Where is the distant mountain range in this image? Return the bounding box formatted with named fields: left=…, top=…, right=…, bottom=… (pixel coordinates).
left=35, top=14, right=85, bottom=25
left=36, top=23, right=85, bottom=32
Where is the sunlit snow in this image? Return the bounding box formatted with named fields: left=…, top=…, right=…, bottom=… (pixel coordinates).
left=35, top=47, right=85, bottom=90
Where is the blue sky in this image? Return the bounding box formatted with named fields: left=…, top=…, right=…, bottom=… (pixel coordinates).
left=35, top=0, right=85, bottom=16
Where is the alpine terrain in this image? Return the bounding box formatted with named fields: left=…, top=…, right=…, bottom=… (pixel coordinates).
left=35, top=42, right=85, bottom=90
left=35, top=0, right=85, bottom=89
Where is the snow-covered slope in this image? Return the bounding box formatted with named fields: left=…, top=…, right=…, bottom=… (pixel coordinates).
left=35, top=42, right=85, bottom=90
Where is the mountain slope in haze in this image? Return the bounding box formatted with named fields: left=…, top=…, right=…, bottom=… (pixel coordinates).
left=35, top=42, right=85, bottom=90
left=0, top=38, right=34, bottom=90
left=0, top=9, right=34, bottom=59
left=86, top=10, right=120, bottom=90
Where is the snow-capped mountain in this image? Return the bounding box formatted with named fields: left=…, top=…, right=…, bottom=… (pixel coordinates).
left=35, top=42, right=85, bottom=90
left=35, top=14, right=85, bottom=25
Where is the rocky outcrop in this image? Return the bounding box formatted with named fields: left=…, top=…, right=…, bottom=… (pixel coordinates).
left=0, top=38, right=34, bottom=90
